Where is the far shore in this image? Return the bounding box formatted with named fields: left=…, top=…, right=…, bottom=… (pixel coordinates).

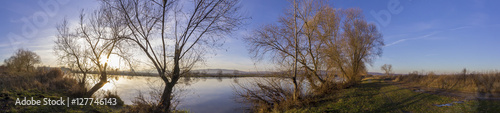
left=70, top=70, right=285, bottom=78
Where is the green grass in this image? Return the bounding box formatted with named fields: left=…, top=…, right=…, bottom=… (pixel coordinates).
left=286, top=78, right=500, bottom=113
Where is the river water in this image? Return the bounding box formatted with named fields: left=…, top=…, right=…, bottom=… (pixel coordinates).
left=94, top=75, right=263, bottom=113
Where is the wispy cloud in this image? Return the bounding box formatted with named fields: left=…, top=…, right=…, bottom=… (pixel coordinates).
left=385, top=31, right=440, bottom=47
left=384, top=24, right=472, bottom=47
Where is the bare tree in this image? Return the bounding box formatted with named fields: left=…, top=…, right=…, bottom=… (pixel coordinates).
left=54, top=19, right=92, bottom=89
left=322, top=8, right=384, bottom=86
left=4, top=49, right=41, bottom=73
left=381, top=64, right=393, bottom=76
left=245, top=0, right=329, bottom=99
left=54, top=6, right=127, bottom=97
left=103, top=0, right=244, bottom=110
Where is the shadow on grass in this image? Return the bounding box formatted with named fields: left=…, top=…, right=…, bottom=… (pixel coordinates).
left=374, top=93, right=427, bottom=112
left=364, top=80, right=431, bottom=112
left=326, top=79, right=437, bottom=112
left=476, top=100, right=500, bottom=112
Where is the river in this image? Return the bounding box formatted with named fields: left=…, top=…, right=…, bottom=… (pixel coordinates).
left=94, top=75, right=263, bottom=113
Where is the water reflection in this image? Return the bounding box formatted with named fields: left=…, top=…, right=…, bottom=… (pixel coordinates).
left=94, top=75, right=258, bottom=113
left=100, top=82, right=115, bottom=91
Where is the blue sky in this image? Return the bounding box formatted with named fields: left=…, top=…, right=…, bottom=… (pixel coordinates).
left=1, top=0, right=499, bottom=74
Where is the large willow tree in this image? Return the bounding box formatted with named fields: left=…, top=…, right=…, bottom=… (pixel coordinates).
left=245, top=0, right=383, bottom=96
left=319, top=8, right=384, bottom=86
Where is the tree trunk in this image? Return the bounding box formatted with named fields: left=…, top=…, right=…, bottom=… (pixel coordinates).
left=84, top=72, right=107, bottom=97
left=85, top=81, right=107, bottom=97
left=158, top=49, right=181, bottom=112
left=292, top=77, right=299, bottom=101
left=159, top=83, right=174, bottom=112
left=78, top=73, right=88, bottom=96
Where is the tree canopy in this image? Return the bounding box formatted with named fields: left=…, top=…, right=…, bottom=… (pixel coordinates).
left=4, top=49, right=41, bottom=73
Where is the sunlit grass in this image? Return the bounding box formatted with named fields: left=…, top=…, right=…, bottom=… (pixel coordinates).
left=391, top=72, right=500, bottom=93
left=286, top=78, right=500, bottom=112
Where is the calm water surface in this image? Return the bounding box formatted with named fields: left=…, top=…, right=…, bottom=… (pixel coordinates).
left=98, top=75, right=261, bottom=113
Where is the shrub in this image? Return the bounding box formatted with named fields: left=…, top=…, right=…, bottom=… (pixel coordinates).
left=127, top=91, right=164, bottom=113
left=45, top=68, right=64, bottom=80
left=0, top=68, right=78, bottom=94
left=103, top=91, right=124, bottom=107
left=234, top=77, right=322, bottom=112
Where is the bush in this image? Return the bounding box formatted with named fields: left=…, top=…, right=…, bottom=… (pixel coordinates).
left=46, top=68, right=64, bottom=80
left=103, top=91, right=124, bottom=107
left=0, top=68, right=82, bottom=112
left=234, top=78, right=294, bottom=112
left=0, top=68, right=78, bottom=94
left=314, top=82, right=344, bottom=95
left=127, top=91, right=164, bottom=113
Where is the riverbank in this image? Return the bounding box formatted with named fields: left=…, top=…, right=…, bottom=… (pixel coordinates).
left=1, top=68, right=251, bottom=112
left=0, top=68, right=128, bottom=112
left=286, top=77, right=500, bottom=112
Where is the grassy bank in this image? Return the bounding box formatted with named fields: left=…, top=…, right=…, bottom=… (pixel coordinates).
left=0, top=68, right=123, bottom=112
left=0, top=68, right=194, bottom=112
left=286, top=78, right=500, bottom=112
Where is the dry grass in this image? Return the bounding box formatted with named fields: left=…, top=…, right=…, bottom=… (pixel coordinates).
left=126, top=91, right=164, bottom=113
left=286, top=78, right=500, bottom=112
left=234, top=77, right=344, bottom=113
left=125, top=79, right=187, bottom=113
left=0, top=68, right=86, bottom=112
left=0, top=68, right=78, bottom=94
left=234, top=78, right=296, bottom=112
left=389, top=71, right=500, bottom=94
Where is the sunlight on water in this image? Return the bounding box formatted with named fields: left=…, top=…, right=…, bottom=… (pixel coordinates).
left=100, top=82, right=115, bottom=91
left=98, top=75, right=258, bottom=113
